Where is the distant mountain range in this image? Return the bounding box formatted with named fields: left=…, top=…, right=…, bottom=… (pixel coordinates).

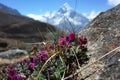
left=28, top=3, right=89, bottom=32
left=51, top=3, right=89, bottom=32
left=0, top=3, right=56, bottom=43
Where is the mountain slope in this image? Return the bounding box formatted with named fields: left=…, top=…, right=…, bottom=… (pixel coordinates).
left=0, top=3, right=21, bottom=16
left=0, top=11, right=33, bottom=27
left=0, top=11, right=56, bottom=43
left=79, top=4, right=120, bottom=80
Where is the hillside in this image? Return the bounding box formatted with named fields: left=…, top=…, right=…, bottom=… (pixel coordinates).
left=0, top=3, right=21, bottom=16
left=0, top=11, right=56, bottom=43
left=79, top=4, right=120, bottom=80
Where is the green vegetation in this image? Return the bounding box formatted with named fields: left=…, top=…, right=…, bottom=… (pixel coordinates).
left=0, top=31, right=90, bottom=80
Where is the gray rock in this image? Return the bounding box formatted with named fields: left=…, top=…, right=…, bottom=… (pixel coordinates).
left=0, top=48, right=28, bottom=59
left=79, top=3, right=120, bottom=80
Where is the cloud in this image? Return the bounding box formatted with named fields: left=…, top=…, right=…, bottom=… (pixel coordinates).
left=27, top=14, right=44, bottom=20
left=82, top=11, right=100, bottom=20
left=26, top=12, right=56, bottom=22
left=108, top=0, right=120, bottom=6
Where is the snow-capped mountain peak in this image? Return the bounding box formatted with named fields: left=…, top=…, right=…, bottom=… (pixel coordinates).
left=58, top=3, right=73, bottom=14
left=27, top=3, right=89, bottom=32
left=50, top=3, right=89, bottom=32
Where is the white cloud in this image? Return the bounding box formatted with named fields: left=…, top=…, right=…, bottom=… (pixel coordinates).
left=108, top=0, right=120, bottom=6
left=26, top=12, right=56, bottom=22
left=27, top=14, right=44, bottom=20
left=82, top=11, right=100, bottom=20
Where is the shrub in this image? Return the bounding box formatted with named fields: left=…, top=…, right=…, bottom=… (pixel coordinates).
left=1, top=33, right=90, bottom=80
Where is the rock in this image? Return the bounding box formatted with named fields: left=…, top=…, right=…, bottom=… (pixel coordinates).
left=79, top=3, right=120, bottom=80
left=99, top=51, right=120, bottom=80
left=0, top=48, right=28, bottom=59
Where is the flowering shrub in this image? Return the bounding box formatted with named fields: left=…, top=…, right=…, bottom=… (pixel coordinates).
left=0, top=33, right=90, bottom=80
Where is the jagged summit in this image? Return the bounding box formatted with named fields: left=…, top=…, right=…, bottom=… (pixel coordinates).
left=58, top=3, right=73, bottom=13
left=45, top=3, right=89, bottom=32
left=27, top=3, right=89, bottom=32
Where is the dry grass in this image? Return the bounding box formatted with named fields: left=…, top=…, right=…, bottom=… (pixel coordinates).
left=0, top=55, right=29, bottom=65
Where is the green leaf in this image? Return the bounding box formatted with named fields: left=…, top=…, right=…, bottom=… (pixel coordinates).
left=28, top=78, right=35, bottom=80
left=54, top=72, right=61, bottom=80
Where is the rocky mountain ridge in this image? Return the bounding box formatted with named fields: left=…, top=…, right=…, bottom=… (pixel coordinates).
left=0, top=3, right=21, bottom=16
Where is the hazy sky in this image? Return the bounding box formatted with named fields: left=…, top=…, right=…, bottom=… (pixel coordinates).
left=0, top=0, right=120, bottom=19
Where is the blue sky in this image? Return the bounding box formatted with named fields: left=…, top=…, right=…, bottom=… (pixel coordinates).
left=0, top=0, right=120, bottom=19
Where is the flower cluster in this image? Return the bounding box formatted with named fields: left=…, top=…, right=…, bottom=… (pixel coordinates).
left=3, top=50, right=49, bottom=79
left=58, top=33, right=87, bottom=49
left=58, top=33, right=75, bottom=48
left=78, top=37, right=87, bottom=49
left=7, top=66, right=23, bottom=80
left=1, top=32, right=89, bottom=80
left=27, top=50, right=48, bottom=74
left=39, top=50, right=48, bottom=62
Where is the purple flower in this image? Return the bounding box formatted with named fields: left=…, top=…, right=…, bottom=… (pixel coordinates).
left=40, top=50, right=48, bottom=55
left=58, top=37, right=66, bottom=48
left=7, top=66, right=13, bottom=71
left=58, top=33, right=75, bottom=48
left=68, top=33, right=75, bottom=42
left=78, top=45, right=84, bottom=49
left=39, top=50, right=48, bottom=62
left=78, top=37, right=87, bottom=44
left=28, top=63, right=35, bottom=73
left=49, top=45, right=54, bottom=50
left=7, top=75, right=23, bottom=80
left=7, top=75, right=13, bottom=80
left=30, top=57, right=36, bottom=63
left=16, top=75, right=23, bottom=80
left=7, top=66, right=23, bottom=80
left=7, top=66, right=17, bottom=76
left=58, top=37, right=70, bottom=48
left=22, top=59, right=28, bottom=64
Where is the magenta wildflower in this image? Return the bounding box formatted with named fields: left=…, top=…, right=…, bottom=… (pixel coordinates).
left=7, top=75, right=23, bottom=80
left=16, top=75, right=23, bottom=80
left=28, top=63, right=35, bottom=73
left=49, top=45, right=54, bottom=50
left=7, top=66, right=13, bottom=71
left=78, top=45, right=84, bottom=49
left=68, top=33, right=75, bottom=42
left=30, top=57, right=36, bottom=63
left=78, top=37, right=87, bottom=44
left=7, top=75, right=13, bottom=80
left=39, top=50, right=48, bottom=62
left=58, top=37, right=66, bottom=48
left=7, top=66, right=23, bottom=80
left=58, top=37, right=70, bottom=48
left=22, top=59, right=28, bottom=64
left=7, top=66, right=17, bottom=76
